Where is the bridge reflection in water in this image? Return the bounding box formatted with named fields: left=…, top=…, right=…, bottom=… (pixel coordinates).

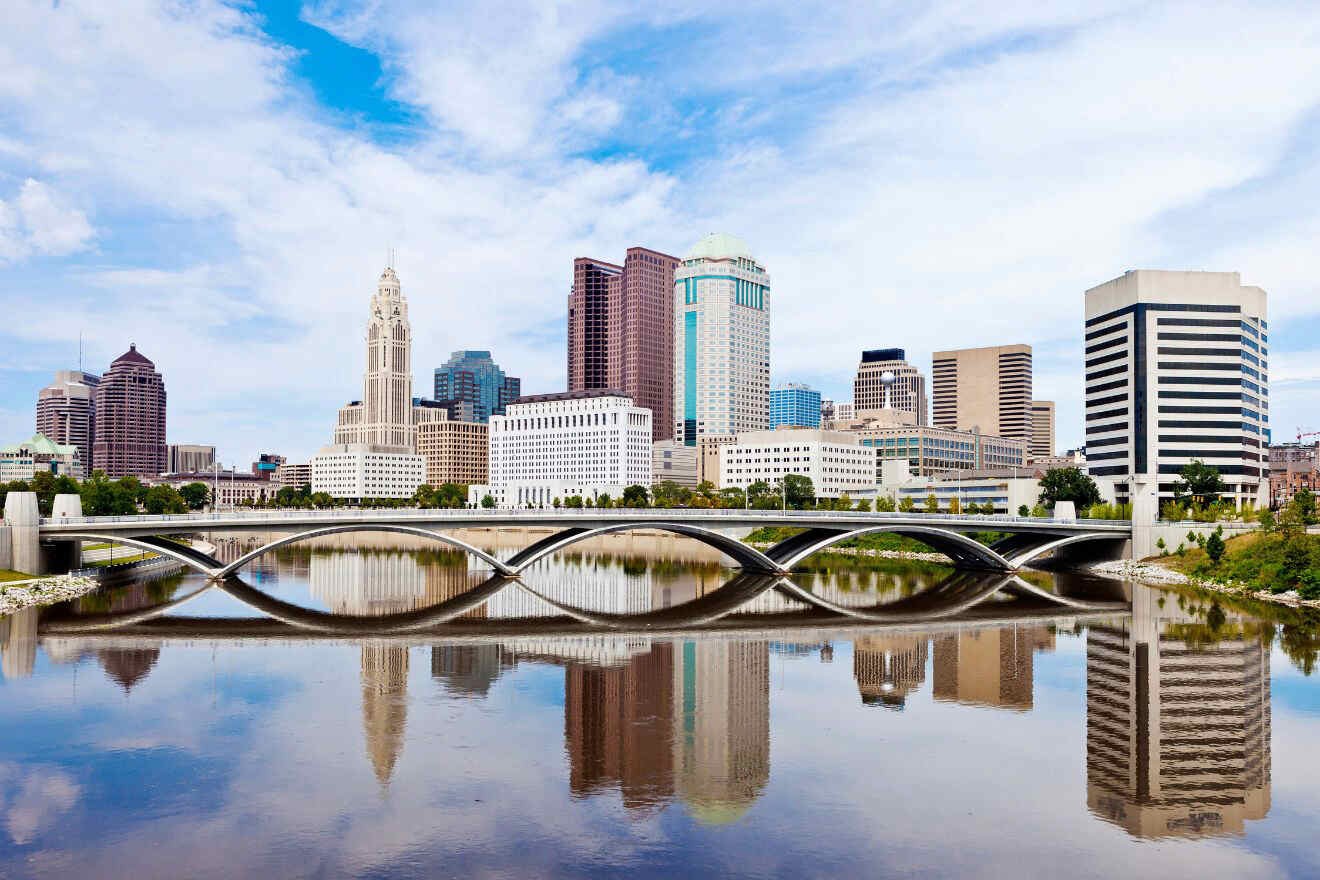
left=2, top=546, right=1274, bottom=838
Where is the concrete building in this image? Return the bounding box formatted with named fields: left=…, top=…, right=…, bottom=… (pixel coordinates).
left=854, top=349, right=926, bottom=425
left=274, top=461, right=312, bottom=489
left=151, top=471, right=275, bottom=507
left=35, top=370, right=99, bottom=470
left=652, top=440, right=699, bottom=488
left=484, top=390, right=652, bottom=507
left=1084, top=270, right=1269, bottom=508
left=568, top=248, right=679, bottom=441
left=698, top=433, right=736, bottom=486
left=1029, top=400, right=1055, bottom=460
left=251, top=453, right=284, bottom=480
left=310, top=444, right=426, bottom=500
left=718, top=429, right=876, bottom=499
left=931, top=344, right=1033, bottom=442
left=0, top=433, right=82, bottom=481
left=673, top=233, right=771, bottom=445
left=334, top=267, right=417, bottom=449
left=933, top=627, right=1054, bottom=711
left=837, top=416, right=1027, bottom=479
left=416, top=415, right=489, bottom=486
left=888, top=472, right=1042, bottom=514
left=433, top=350, right=521, bottom=425
left=770, top=383, right=821, bottom=429
left=92, top=344, right=166, bottom=478
left=1267, top=441, right=1318, bottom=508
left=168, top=444, right=215, bottom=474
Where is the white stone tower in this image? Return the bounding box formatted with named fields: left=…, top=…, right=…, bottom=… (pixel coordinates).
left=335, top=266, right=415, bottom=450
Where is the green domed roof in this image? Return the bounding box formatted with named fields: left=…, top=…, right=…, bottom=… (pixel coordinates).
left=685, top=232, right=754, bottom=261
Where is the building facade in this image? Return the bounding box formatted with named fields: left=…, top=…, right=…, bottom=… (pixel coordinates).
left=416, top=416, right=489, bottom=486
left=718, top=429, right=876, bottom=499
left=0, top=433, right=82, bottom=481
left=274, top=461, right=312, bottom=489
left=310, top=443, right=426, bottom=500
left=770, top=383, right=821, bottom=429
left=484, top=390, right=652, bottom=507
left=151, top=471, right=275, bottom=507
left=1267, top=441, right=1318, bottom=508
left=1029, top=400, right=1055, bottom=460
left=854, top=349, right=927, bottom=425
left=931, top=343, right=1033, bottom=442
left=35, top=370, right=99, bottom=470
left=673, top=233, right=771, bottom=445
left=848, top=422, right=1027, bottom=478
left=569, top=248, right=679, bottom=441
left=334, top=267, right=415, bottom=449
left=889, top=474, right=1042, bottom=514
left=167, top=444, right=215, bottom=474
left=433, top=350, right=521, bottom=424
left=698, top=433, right=736, bottom=486
left=92, top=344, right=166, bottom=478
left=1084, top=270, right=1269, bottom=508
left=652, top=440, right=699, bottom=488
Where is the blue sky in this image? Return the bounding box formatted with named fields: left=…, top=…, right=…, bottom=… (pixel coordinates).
left=2, top=0, right=1319, bottom=464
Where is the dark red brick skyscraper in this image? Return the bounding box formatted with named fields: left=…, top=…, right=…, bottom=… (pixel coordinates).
left=92, top=343, right=167, bottom=477
left=567, top=247, right=678, bottom=440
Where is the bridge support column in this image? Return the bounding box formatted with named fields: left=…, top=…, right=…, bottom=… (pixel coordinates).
left=3, top=491, right=42, bottom=575
left=1127, top=474, right=1159, bottom=561
left=47, top=494, right=84, bottom=571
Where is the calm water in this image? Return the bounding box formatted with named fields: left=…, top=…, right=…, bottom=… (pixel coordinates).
left=3, top=540, right=1320, bottom=878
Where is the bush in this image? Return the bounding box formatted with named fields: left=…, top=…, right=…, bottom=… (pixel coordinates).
left=1299, top=569, right=1320, bottom=601
left=1205, top=530, right=1225, bottom=565
left=1018, top=504, right=1030, bottom=517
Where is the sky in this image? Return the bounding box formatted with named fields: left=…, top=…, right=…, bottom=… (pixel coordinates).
left=2, top=0, right=1320, bottom=466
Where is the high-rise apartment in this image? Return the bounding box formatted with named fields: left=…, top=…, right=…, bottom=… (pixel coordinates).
left=92, top=344, right=166, bottom=478
left=1029, top=400, right=1055, bottom=460
left=854, top=349, right=926, bottom=425
left=769, top=383, right=821, bottom=429
left=1083, top=270, right=1268, bottom=508
left=416, top=416, right=489, bottom=486
left=673, top=233, right=771, bottom=445
left=334, top=267, right=416, bottom=449
left=36, top=369, right=99, bottom=470
left=568, top=248, right=679, bottom=441
left=931, top=344, right=1033, bottom=442
left=433, top=350, right=521, bottom=424
left=168, top=443, right=215, bottom=474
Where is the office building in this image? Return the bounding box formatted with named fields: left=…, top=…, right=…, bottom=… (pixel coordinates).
left=433, top=350, right=521, bottom=424
left=0, top=432, right=82, bottom=481
left=933, top=627, right=1054, bottom=710
left=1084, top=270, right=1269, bottom=508
left=931, top=344, right=1033, bottom=441
left=35, top=370, right=99, bottom=470
left=416, top=415, right=489, bottom=486
left=1086, top=586, right=1270, bottom=838
left=718, top=429, right=876, bottom=499
left=334, top=267, right=417, bottom=449
left=251, top=453, right=284, bottom=480
left=92, top=343, right=166, bottom=478
left=168, top=444, right=215, bottom=474
left=151, top=470, right=276, bottom=507
left=310, top=443, right=426, bottom=500
left=274, top=461, right=312, bottom=489
left=770, top=383, right=821, bottom=429
left=673, top=233, right=771, bottom=445
left=853, top=635, right=929, bottom=709
left=652, top=440, right=699, bottom=488
left=1029, top=400, right=1055, bottom=460
left=854, top=350, right=926, bottom=425
left=481, top=390, right=652, bottom=507
left=698, top=433, right=736, bottom=485
left=888, top=472, right=1042, bottom=514
left=569, top=248, right=679, bottom=441
left=837, top=415, right=1027, bottom=478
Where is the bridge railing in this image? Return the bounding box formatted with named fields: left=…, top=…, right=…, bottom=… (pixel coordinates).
left=40, top=507, right=1134, bottom=528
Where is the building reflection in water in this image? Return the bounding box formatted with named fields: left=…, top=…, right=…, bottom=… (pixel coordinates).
left=361, top=644, right=409, bottom=786
left=1, top=607, right=38, bottom=679
left=853, top=636, right=929, bottom=709
left=933, top=627, right=1055, bottom=711
left=1086, top=586, right=1271, bottom=838
left=310, top=550, right=486, bottom=618
left=431, top=645, right=516, bottom=699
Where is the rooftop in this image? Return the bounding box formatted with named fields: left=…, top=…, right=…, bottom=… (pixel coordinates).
left=685, top=232, right=754, bottom=262
left=512, top=389, right=631, bottom=404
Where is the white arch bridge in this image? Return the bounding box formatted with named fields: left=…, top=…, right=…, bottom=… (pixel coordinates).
left=39, top=508, right=1133, bottom=579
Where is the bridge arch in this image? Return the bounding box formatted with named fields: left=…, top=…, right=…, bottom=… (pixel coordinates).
left=59, top=533, right=228, bottom=576
left=765, top=525, right=1014, bottom=571
left=505, top=522, right=779, bottom=574
left=1002, top=532, right=1128, bottom=569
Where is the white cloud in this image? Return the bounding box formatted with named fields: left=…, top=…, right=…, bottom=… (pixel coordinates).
left=0, top=179, right=94, bottom=262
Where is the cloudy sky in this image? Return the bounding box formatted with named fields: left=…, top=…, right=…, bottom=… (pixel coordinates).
left=2, top=0, right=1319, bottom=465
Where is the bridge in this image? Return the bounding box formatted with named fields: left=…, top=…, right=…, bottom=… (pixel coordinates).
left=2, top=492, right=1137, bottom=577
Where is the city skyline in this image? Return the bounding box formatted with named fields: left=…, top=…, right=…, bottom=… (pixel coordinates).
left=3, top=3, right=1319, bottom=467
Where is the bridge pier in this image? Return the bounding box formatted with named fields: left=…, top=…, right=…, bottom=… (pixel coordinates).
left=1127, top=475, right=1159, bottom=561
left=3, top=491, right=42, bottom=575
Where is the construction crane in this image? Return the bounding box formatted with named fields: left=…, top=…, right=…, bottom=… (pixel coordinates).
left=1296, top=427, right=1320, bottom=443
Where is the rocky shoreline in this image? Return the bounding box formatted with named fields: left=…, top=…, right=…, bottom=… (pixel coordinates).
left=0, top=574, right=100, bottom=615
left=1088, top=559, right=1320, bottom=610
left=748, top=543, right=952, bottom=564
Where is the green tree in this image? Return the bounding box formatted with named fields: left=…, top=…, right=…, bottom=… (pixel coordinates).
left=1037, top=466, right=1102, bottom=509
left=1018, top=504, right=1030, bottom=517
left=782, top=474, right=814, bottom=509
left=79, top=470, right=137, bottom=516
left=747, top=481, right=776, bottom=509
left=309, top=492, right=334, bottom=509
left=898, top=496, right=915, bottom=513
left=924, top=493, right=939, bottom=513
left=436, top=483, right=466, bottom=508
left=948, top=496, right=961, bottom=514
left=412, top=484, right=438, bottom=508
left=1290, top=488, right=1318, bottom=525
left=178, top=482, right=210, bottom=510
left=1173, top=460, right=1227, bottom=507
left=481, top=493, right=496, bottom=509
left=1205, top=528, right=1226, bottom=565
left=622, top=484, right=650, bottom=508
left=143, top=484, right=188, bottom=514
left=854, top=498, right=871, bottom=512
left=652, top=481, right=688, bottom=508
left=564, top=495, right=584, bottom=509
left=875, top=495, right=896, bottom=512
left=718, top=487, right=745, bottom=509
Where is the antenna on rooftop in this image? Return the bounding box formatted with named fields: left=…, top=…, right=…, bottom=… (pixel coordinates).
left=78, top=331, right=83, bottom=373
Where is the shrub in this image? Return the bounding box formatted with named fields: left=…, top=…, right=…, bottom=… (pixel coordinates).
left=1176, top=543, right=1186, bottom=556
left=1205, top=530, right=1225, bottom=565
left=1018, top=504, right=1030, bottom=517
left=1299, top=569, right=1320, bottom=601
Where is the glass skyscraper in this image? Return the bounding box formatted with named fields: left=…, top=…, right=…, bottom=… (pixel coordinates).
left=432, top=350, right=521, bottom=424
left=770, top=383, right=821, bottom=429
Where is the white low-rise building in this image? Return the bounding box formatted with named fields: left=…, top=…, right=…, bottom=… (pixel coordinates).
left=310, top=443, right=425, bottom=500
left=652, top=440, right=699, bottom=488
left=0, top=433, right=82, bottom=481
left=487, top=390, right=652, bottom=507
left=718, top=429, right=876, bottom=498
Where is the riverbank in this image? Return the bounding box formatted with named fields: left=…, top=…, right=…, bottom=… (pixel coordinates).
left=1089, top=557, right=1320, bottom=609
left=0, top=574, right=99, bottom=615
left=748, top=542, right=952, bottom=564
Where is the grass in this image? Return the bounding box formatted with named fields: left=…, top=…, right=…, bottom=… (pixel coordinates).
left=0, top=569, right=35, bottom=582
left=82, top=552, right=157, bottom=568
left=1153, top=530, right=1320, bottom=598
left=80, top=542, right=114, bottom=551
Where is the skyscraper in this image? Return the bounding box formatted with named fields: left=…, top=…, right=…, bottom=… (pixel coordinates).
left=931, top=344, right=1033, bottom=442
left=853, top=349, right=926, bottom=425
left=334, top=267, right=415, bottom=450
left=673, top=234, right=771, bottom=445
left=35, top=369, right=99, bottom=470
left=1030, top=400, right=1055, bottom=460
left=769, top=383, right=821, bottom=429
left=432, top=350, right=521, bottom=424
left=92, top=344, right=166, bottom=478
left=568, top=248, right=680, bottom=441
left=1083, top=270, right=1268, bottom=508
